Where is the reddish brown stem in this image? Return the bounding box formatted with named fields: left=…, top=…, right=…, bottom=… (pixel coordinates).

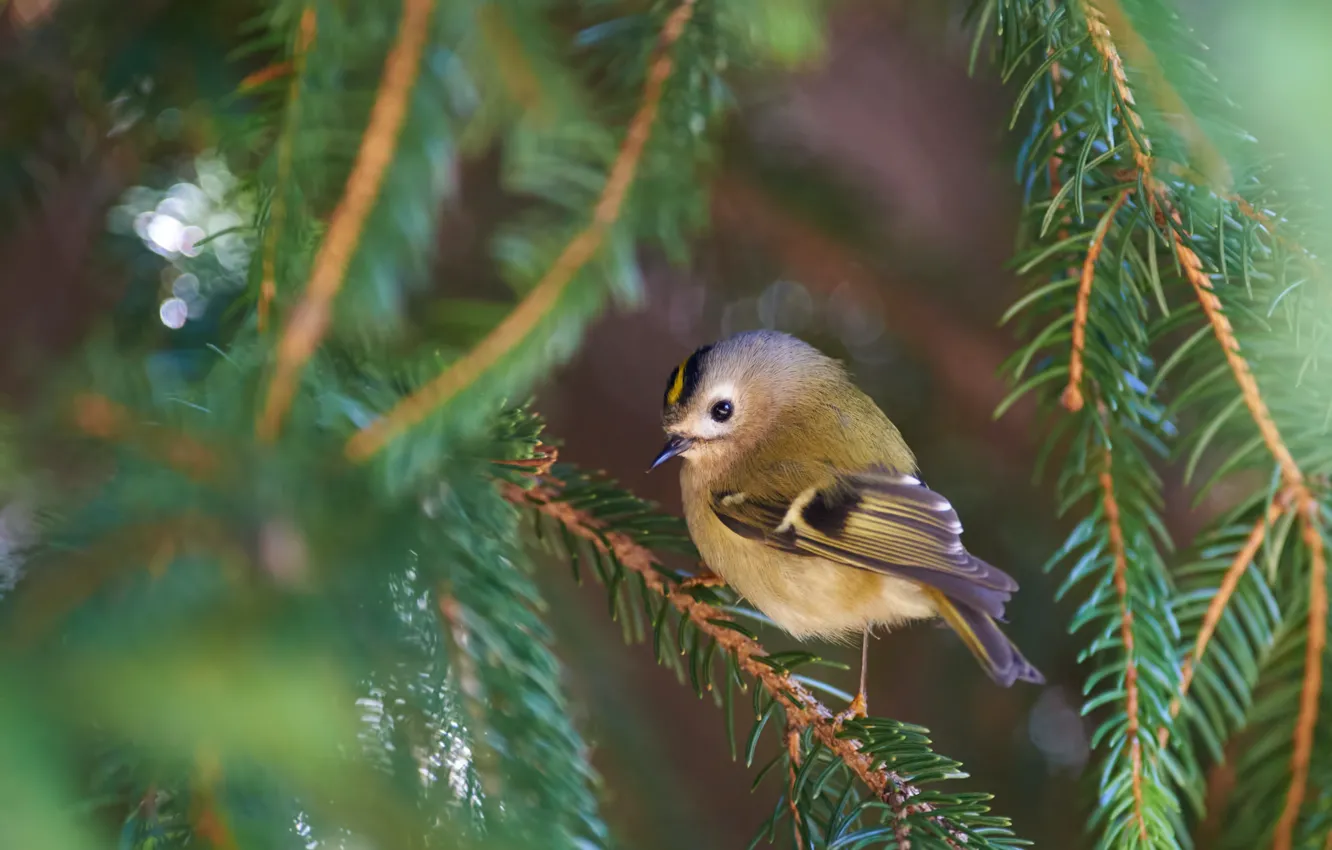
left=257, top=0, right=436, bottom=441
left=1160, top=497, right=1289, bottom=748
left=1274, top=510, right=1328, bottom=850
left=1062, top=189, right=1131, bottom=412
left=344, top=0, right=698, bottom=462
left=1099, top=446, right=1148, bottom=841
left=258, top=6, right=316, bottom=334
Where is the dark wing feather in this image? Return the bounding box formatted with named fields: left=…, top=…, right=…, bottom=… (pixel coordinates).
left=711, top=469, right=1019, bottom=618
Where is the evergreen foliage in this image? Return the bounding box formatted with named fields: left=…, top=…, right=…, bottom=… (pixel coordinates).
left=0, top=0, right=1329, bottom=848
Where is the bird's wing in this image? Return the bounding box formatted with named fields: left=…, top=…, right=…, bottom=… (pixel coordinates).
left=710, top=467, right=1017, bottom=617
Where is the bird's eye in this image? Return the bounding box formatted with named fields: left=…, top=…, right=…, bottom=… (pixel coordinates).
left=710, top=400, right=733, bottom=422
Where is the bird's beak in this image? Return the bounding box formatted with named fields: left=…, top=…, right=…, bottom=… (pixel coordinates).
left=648, top=434, right=694, bottom=471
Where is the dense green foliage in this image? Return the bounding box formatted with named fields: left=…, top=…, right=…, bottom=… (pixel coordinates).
left=1, top=0, right=1329, bottom=848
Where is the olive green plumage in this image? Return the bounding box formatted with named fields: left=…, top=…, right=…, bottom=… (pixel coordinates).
left=652, top=330, right=1042, bottom=691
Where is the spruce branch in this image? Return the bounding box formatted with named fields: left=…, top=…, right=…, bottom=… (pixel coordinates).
left=502, top=479, right=923, bottom=818
left=71, top=393, right=219, bottom=482
left=258, top=6, right=316, bottom=334
left=343, top=0, right=699, bottom=463
left=1160, top=495, right=1290, bottom=748
left=498, top=464, right=1013, bottom=848
left=1082, top=8, right=1329, bottom=837
left=1062, top=188, right=1130, bottom=412
left=1099, top=443, right=1148, bottom=842
left=1276, top=510, right=1329, bottom=850
left=256, top=0, right=436, bottom=442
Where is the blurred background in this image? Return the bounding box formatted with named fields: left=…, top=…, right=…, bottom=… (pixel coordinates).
left=3, top=0, right=1330, bottom=847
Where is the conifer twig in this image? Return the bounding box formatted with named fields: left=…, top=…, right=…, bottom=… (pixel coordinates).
left=256, top=0, right=436, bottom=442
left=786, top=726, right=805, bottom=850
left=503, top=480, right=935, bottom=841
left=1085, top=4, right=1328, bottom=835
left=1275, top=509, right=1328, bottom=850
left=1159, top=496, right=1290, bottom=748
left=1062, top=189, right=1130, bottom=412
left=344, top=0, right=697, bottom=462
left=238, top=61, right=294, bottom=93
left=1098, top=444, right=1148, bottom=841
left=258, top=6, right=316, bottom=333
left=71, top=393, right=219, bottom=481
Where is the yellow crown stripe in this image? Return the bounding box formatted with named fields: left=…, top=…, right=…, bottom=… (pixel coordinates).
left=666, top=359, right=689, bottom=406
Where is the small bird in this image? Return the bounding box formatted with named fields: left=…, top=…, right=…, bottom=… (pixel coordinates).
left=650, top=330, right=1042, bottom=717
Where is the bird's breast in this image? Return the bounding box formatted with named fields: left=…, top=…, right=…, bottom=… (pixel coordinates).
left=681, top=479, right=936, bottom=641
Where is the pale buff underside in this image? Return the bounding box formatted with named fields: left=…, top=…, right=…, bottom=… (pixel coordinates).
left=683, top=474, right=939, bottom=643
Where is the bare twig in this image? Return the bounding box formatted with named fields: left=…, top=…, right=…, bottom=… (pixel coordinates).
left=1062, top=189, right=1131, bottom=412
left=1159, top=496, right=1290, bottom=748
left=1099, top=445, right=1148, bottom=841
left=258, top=6, right=317, bottom=333
left=256, top=0, right=436, bottom=441
left=344, top=0, right=698, bottom=462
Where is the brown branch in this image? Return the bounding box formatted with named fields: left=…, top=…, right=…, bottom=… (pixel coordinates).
left=786, top=726, right=805, bottom=850
left=1062, top=189, right=1131, bottom=412
left=1159, top=497, right=1290, bottom=748
left=238, top=61, right=293, bottom=93
left=258, top=6, right=316, bottom=333
left=1274, top=509, right=1328, bottom=850
left=1100, top=445, right=1148, bottom=841
left=256, top=0, right=436, bottom=442
left=1085, top=5, right=1329, bottom=836
left=343, top=0, right=697, bottom=463
left=1169, top=222, right=1306, bottom=495
left=437, top=591, right=503, bottom=798
left=1083, top=0, right=1152, bottom=183
left=1086, top=0, right=1231, bottom=192
left=503, top=480, right=931, bottom=843
left=72, top=393, right=219, bottom=481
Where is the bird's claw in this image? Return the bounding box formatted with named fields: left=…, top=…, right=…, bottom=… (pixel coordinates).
left=678, top=572, right=726, bottom=592
left=834, top=693, right=868, bottom=727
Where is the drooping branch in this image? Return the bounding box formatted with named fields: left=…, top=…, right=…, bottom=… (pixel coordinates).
left=344, top=0, right=698, bottom=462
left=1275, top=510, right=1329, bottom=850
left=1062, top=188, right=1130, bottom=412
left=258, top=6, right=316, bottom=333
left=1159, top=496, right=1290, bottom=748
left=1099, top=444, right=1148, bottom=841
left=1082, top=4, right=1328, bottom=841
left=256, top=0, right=437, bottom=441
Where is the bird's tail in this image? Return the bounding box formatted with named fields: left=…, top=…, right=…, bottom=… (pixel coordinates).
left=925, top=589, right=1044, bottom=687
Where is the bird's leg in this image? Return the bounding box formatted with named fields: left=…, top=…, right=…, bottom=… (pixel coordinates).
left=835, top=626, right=871, bottom=726
left=677, top=562, right=727, bottom=592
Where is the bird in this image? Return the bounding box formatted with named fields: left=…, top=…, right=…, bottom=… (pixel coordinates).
left=648, top=329, right=1043, bottom=718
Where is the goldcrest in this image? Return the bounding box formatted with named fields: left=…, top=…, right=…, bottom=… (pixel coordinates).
left=651, top=330, right=1042, bottom=714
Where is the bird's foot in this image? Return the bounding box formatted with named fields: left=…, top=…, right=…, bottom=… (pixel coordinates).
left=677, top=571, right=726, bottom=592
left=834, top=692, right=868, bottom=727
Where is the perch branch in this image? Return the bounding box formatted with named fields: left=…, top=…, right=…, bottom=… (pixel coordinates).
left=504, top=479, right=942, bottom=845
left=1159, top=496, right=1290, bottom=748
left=256, top=0, right=436, bottom=441
left=258, top=6, right=316, bottom=333
left=344, top=0, right=698, bottom=462
left=1099, top=444, right=1148, bottom=841
left=1062, top=189, right=1130, bottom=412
